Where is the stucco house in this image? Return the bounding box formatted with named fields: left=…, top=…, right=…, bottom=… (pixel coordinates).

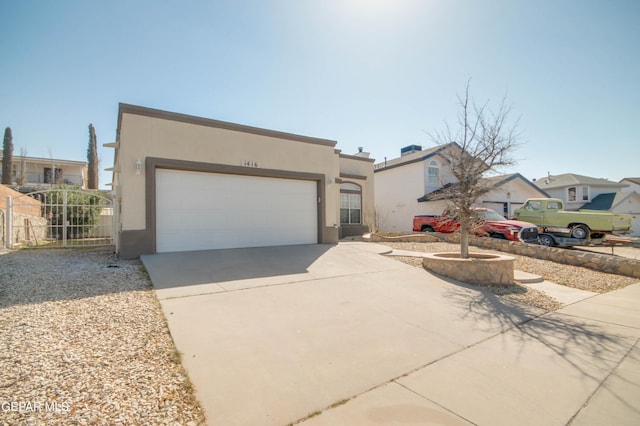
left=534, top=173, right=639, bottom=237
left=107, top=104, right=374, bottom=259
left=580, top=191, right=640, bottom=237
left=620, top=177, right=640, bottom=193
left=0, top=151, right=87, bottom=190
left=532, top=173, right=627, bottom=210
left=373, top=143, right=547, bottom=232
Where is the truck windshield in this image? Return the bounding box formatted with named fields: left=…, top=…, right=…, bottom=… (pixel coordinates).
left=478, top=210, right=507, bottom=221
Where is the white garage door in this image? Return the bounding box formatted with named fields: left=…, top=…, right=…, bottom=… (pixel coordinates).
left=156, top=169, right=318, bottom=253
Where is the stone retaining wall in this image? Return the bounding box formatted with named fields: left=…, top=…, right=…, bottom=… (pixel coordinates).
left=365, top=233, right=440, bottom=243
left=366, top=233, right=640, bottom=279
left=422, top=252, right=515, bottom=286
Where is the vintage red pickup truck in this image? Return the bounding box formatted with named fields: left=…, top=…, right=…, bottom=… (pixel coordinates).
left=413, top=208, right=540, bottom=243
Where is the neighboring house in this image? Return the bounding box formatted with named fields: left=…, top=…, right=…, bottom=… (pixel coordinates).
left=620, top=177, right=640, bottom=193
left=373, top=143, right=547, bottom=232
left=0, top=150, right=87, bottom=190
left=374, top=143, right=457, bottom=232
left=418, top=173, right=549, bottom=218
left=107, top=103, right=375, bottom=259
left=533, top=173, right=627, bottom=210
left=581, top=192, right=640, bottom=237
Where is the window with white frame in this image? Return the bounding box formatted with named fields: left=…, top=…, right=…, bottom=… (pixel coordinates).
left=340, top=182, right=361, bottom=224
left=427, top=160, right=439, bottom=185
left=581, top=186, right=589, bottom=201
left=568, top=186, right=590, bottom=202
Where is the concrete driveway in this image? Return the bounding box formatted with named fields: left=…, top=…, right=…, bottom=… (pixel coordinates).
left=142, top=242, right=640, bottom=426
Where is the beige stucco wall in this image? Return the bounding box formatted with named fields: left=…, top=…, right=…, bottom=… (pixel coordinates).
left=338, top=154, right=375, bottom=231
left=113, top=108, right=376, bottom=255
left=117, top=113, right=343, bottom=231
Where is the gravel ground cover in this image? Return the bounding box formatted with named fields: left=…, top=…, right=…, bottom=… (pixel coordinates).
left=0, top=248, right=205, bottom=426
left=1, top=244, right=636, bottom=424
left=382, top=242, right=639, bottom=311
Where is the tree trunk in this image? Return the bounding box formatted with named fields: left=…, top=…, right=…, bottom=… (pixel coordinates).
left=459, top=219, right=470, bottom=259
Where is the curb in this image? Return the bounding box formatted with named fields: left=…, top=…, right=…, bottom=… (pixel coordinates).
left=514, top=270, right=545, bottom=284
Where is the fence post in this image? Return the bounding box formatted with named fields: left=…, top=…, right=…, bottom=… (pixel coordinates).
left=62, top=190, right=68, bottom=247
left=6, top=196, right=12, bottom=249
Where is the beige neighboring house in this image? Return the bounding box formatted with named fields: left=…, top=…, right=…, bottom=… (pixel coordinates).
left=0, top=150, right=87, bottom=189
left=373, top=143, right=547, bottom=232
left=107, top=103, right=375, bottom=259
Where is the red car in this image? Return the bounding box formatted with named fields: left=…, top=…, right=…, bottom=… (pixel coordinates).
left=413, top=208, right=539, bottom=243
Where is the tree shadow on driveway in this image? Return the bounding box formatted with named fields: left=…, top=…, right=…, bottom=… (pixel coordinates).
left=438, top=275, right=640, bottom=420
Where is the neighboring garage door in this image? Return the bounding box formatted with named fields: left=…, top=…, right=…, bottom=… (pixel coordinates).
left=156, top=169, right=318, bottom=253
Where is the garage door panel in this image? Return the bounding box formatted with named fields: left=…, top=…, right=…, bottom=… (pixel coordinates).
left=156, top=170, right=318, bottom=252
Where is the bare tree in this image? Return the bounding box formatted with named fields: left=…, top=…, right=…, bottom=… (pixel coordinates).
left=430, top=82, right=521, bottom=258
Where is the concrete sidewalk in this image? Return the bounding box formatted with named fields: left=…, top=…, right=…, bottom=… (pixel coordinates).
left=388, top=248, right=599, bottom=306
left=143, top=243, right=640, bottom=426
left=302, top=283, right=640, bottom=426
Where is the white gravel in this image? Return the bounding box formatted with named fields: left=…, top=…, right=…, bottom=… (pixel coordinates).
left=0, top=248, right=205, bottom=425
left=382, top=242, right=639, bottom=312
left=3, top=243, right=636, bottom=424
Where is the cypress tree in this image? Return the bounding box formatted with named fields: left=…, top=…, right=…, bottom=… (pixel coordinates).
left=2, top=127, right=13, bottom=185
left=87, top=123, right=99, bottom=189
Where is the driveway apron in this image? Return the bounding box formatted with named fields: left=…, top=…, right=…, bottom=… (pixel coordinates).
left=142, top=243, right=640, bottom=426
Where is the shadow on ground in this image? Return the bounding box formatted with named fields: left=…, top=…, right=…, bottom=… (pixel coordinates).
left=439, top=277, right=640, bottom=420
left=141, top=244, right=333, bottom=290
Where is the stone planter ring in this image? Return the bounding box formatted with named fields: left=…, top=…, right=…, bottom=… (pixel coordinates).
left=422, top=252, right=515, bottom=286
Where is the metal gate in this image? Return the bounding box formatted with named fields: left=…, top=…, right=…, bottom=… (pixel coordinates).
left=4, top=188, right=115, bottom=249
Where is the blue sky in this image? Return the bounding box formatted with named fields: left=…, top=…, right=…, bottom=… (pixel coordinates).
left=1, top=0, right=638, bottom=189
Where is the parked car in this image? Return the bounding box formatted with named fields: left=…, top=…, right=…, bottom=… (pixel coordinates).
left=413, top=208, right=539, bottom=243
left=514, top=198, right=632, bottom=240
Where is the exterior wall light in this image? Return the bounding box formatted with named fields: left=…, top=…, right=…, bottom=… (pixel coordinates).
left=136, top=158, right=143, bottom=175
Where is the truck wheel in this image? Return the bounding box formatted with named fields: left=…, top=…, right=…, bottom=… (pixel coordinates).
left=421, top=225, right=435, bottom=232
left=539, top=234, right=555, bottom=247
left=570, top=225, right=589, bottom=239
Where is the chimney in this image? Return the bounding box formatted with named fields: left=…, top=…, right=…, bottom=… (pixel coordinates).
left=353, top=147, right=370, bottom=158
left=400, top=145, right=422, bottom=156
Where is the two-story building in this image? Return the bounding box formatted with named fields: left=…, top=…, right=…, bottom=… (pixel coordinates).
left=535, top=173, right=640, bottom=236
left=373, top=143, right=547, bottom=232
left=0, top=150, right=87, bottom=190
left=533, top=173, right=627, bottom=209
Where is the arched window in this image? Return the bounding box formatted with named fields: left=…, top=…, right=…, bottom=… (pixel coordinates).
left=427, top=161, right=439, bottom=185
left=340, top=182, right=361, bottom=224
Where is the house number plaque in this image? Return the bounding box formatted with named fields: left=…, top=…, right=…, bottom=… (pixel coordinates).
left=243, top=160, right=259, bottom=168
